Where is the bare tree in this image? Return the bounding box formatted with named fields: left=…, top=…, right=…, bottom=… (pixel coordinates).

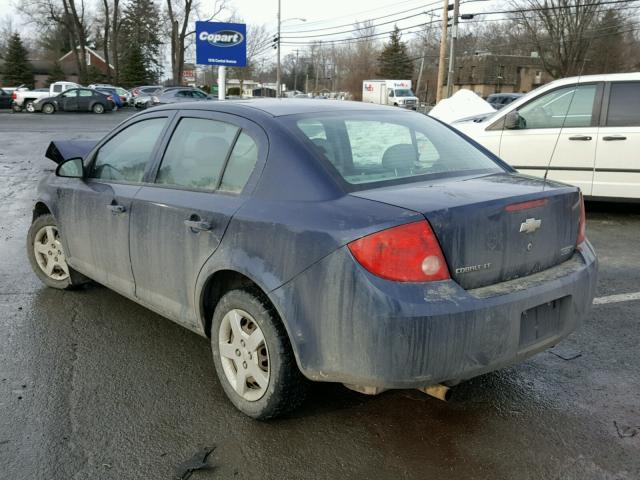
left=228, top=23, right=270, bottom=95
left=166, top=0, right=226, bottom=84
left=20, top=0, right=91, bottom=83
left=512, top=0, right=603, bottom=77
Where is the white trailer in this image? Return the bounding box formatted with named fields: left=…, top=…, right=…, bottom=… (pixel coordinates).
left=362, top=80, right=419, bottom=109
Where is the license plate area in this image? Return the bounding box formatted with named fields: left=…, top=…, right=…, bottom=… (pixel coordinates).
left=519, top=297, right=569, bottom=349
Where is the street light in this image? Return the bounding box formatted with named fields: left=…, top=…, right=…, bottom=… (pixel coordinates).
left=276, top=2, right=306, bottom=98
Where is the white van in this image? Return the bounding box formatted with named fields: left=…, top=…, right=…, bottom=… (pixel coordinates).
left=450, top=73, right=640, bottom=201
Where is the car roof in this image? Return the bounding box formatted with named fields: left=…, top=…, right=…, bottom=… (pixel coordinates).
left=152, top=98, right=403, bottom=117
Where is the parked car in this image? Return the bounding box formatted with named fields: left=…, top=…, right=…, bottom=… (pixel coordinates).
left=12, top=81, right=81, bottom=112
left=451, top=72, right=640, bottom=201
left=27, top=99, right=597, bottom=419
left=89, top=84, right=131, bottom=106
left=131, top=85, right=161, bottom=98
left=94, top=87, right=123, bottom=109
left=0, top=88, right=13, bottom=108
left=34, top=88, right=113, bottom=114
left=148, top=87, right=212, bottom=107
left=486, top=93, right=524, bottom=109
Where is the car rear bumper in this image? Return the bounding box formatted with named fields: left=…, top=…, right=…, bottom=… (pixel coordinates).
left=271, top=241, right=598, bottom=388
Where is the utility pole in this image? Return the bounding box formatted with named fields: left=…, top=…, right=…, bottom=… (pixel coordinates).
left=293, top=49, right=299, bottom=92
left=446, top=0, right=460, bottom=97
left=436, top=0, right=449, bottom=103
left=276, top=0, right=281, bottom=98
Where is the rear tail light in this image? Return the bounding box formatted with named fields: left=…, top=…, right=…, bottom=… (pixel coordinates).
left=347, top=220, right=450, bottom=282
left=11, top=91, right=17, bottom=100
left=577, top=192, right=586, bottom=245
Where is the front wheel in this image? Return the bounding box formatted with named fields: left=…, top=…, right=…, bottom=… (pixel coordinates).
left=92, top=103, right=105, bottom=114
left=211, top=289, right=308, bottom=419
left=42, top=103, right=55, bottom=114
left=27, top=214, right=86, bottom=289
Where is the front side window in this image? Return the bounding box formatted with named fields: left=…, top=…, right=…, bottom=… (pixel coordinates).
left=91, top=117, right=167, bottom=182
left=606, top=82, right=640, bottom=127
left=516, top=84, right=597, bottom=129
left=292, top=113, right=500, bottom=187
left=155, top=118, right=238, bottom=190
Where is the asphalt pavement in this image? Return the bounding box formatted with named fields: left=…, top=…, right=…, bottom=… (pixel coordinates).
left=1, top=109, right=639, bottom=479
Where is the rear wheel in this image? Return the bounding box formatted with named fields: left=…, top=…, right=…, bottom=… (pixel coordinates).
left=92, top=103, right=105, bottom=114
left=42, top=103, right=55, bottom=114
left=25, top=101, right=35, bottom=113
left=211, top=289, right=308, bottom=419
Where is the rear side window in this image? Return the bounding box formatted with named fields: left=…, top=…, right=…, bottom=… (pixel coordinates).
left=220, top=132, right=259, bottom=193
left=156, top=118, right=238, bottom=190
left=91, top=118, right=167, bottom=182
left=79, top=90, right=93, bottom=97
left=292, top=113, right=500, bottom=187
left=606, top=83, right=640, bottom=127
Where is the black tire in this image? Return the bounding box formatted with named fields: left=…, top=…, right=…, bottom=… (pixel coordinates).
left=27, top=214, right=87, bottom=289
left=92, top=103, right=105, bottom=114
left=42, top=103, right=55, bottom=114
left=211, top=289, right=308, bottom=419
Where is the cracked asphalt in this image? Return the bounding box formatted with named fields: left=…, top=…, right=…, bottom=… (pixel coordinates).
left=1, top=110, right=639, bottom=479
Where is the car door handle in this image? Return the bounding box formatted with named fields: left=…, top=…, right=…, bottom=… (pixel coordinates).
left=602, top=135, right=627, bottom=141
left=107, top=204, right=126, bottom=214
left=184, top=219, right=212, bottom=232
left=569, top=135, right=592, bottom=141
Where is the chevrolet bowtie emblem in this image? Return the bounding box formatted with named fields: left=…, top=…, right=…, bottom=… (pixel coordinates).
left=520, top=218, right=542, bottom=234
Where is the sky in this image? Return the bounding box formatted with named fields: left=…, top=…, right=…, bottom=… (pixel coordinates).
left=0, top=0, right=492, bottom=74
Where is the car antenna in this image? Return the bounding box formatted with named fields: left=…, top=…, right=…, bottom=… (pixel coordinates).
left=542, top=36, right=594, bottom=190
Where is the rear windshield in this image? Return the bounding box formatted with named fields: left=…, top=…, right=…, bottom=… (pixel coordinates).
left=286, top=112, right=502, bottom=188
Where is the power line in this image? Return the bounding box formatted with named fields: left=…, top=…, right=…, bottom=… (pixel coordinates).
left=281, top=0, right=640, bottom=46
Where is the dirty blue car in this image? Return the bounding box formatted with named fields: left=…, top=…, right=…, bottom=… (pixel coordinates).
left=27, top=100, right=598, bottom=419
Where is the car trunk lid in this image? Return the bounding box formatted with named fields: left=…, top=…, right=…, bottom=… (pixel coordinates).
left=351, top=173, right=581, bottom=289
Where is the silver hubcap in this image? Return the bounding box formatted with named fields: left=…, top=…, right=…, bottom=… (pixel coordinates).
left=26, top=102, right=35, bottom=112
left=33, top=225, right=69, bottom=281
left=218, top=309, right=269, bottom=401
left=44, top=105, right=53, bottom=113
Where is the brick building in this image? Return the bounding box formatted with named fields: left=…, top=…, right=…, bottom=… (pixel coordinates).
left=452, top=53, right=554, bottom=98
left=58, top=47, right=114, bottom=84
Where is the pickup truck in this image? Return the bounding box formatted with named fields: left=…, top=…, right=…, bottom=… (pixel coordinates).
left=12, top=81, right=80, bottom=112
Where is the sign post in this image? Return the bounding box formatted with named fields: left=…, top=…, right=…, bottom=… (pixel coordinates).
left=195, top=21, right=247, bottom=100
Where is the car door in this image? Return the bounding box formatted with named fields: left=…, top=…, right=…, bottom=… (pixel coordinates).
left=0, top=89, right=10, bottom=108
left=59, top=89, right=79, bottom=111
left=77, top=89, right=94, bottom=111
left=497, top=83, right=602, bottom=195
left=592, top=81, right=640, bottom=199
left=129, top=110, right=266, bottom=329
left=55, top=111, right=174, bottom=297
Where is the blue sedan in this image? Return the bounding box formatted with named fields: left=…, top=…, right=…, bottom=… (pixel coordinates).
left=27, top=99, right=597, bottom=418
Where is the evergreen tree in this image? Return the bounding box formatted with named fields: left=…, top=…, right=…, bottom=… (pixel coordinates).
left=46, top=61, right=66, bottom=85
left=119, top=42, right=148, bottom=87
left=377, top=26, right=414, bottom=79
left=119, top=0, right=163, bottom=85
left=2, top=33, right=34, bottom=87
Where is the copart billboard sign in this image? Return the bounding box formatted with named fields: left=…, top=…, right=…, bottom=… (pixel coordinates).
left=196, top=21, right=247, bottom=67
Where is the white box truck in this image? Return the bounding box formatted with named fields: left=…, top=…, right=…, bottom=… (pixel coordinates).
left=362, top=80, right=419, bottom=109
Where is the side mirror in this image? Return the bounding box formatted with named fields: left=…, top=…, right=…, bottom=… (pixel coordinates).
left=56, top=157, right=84, bottom=178
left=504, top=110, right=521, bottom=130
